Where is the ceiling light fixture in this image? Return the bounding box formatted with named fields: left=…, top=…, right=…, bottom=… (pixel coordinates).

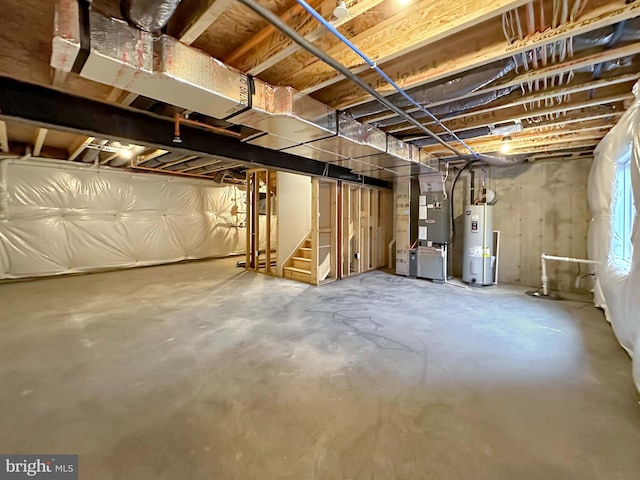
left=333, top=0, right=349, bottom=19
left=119, top=149, right=134, bottom=159
left=500, top=136, right=512, bottom=154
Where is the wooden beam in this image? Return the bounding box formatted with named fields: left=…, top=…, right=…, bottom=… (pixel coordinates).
left=237, top=0, right=386, bottom=75
left=180, top=159, right=222, bottom=172
left=402, top=92, right=632, bottom=136
left=134, top=148, right=169, bottom=165
left=387, top=79, right=636, bottom=133
left=315, top=1, right=640, bottom=108
left=171, top=0, right=235, bottom=45
left=67, top=136, right=94, bottom=161
left=509, top=139, right=602, bottom=155
left=225, top=0, right=319, bottom=65
left=281, top=0, right=531, bottom=93
left=32, top=128, right=48, bottom=157
left=421, top=119, right=615, bottom=153
left=423, top=124, right=613, bottom=156
left=0, top=121, right=8, bottom=153
left=358, top=68, right=640, bottom=123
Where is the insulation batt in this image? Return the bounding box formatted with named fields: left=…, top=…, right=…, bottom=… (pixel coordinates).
left=0, top=160, right=272, bottom=279
left=588, top=80, right=640, bottom=393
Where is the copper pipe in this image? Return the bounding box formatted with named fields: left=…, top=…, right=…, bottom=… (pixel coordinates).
left=176, top=115, right=243, bottom=139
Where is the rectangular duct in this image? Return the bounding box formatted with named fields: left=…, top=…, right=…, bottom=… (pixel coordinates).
left=51, top=0, right=81, bottom=73
left=151, top=37, right=249, bottom=119
left=305, top=113, right=387, bottom=160
left=50, top=1, right=425, bottom=178
left=230, top=79, right=337, bottom=148
left=80, top=13, right=154, bottom=89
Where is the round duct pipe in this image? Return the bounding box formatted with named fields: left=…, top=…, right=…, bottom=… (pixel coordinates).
left=121, top=0, right=182, bottom=32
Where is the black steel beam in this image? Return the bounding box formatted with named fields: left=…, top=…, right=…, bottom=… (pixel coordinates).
left=0, top=76, right=390, bottom=188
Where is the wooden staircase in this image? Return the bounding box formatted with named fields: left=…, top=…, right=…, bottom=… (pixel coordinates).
left=283, top=235, right=313, bottom=284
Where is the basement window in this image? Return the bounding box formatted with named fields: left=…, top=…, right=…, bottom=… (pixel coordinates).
left=611, top=153, right=635, bottom=270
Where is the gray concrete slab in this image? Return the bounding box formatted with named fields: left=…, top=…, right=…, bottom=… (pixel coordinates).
left=0, top=258, right=639, bottom=479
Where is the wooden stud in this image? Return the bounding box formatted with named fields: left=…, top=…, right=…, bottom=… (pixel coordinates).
left=311, top=177, right=320, bottom=285
left=343, top=185, right=351, bottom=277
left=0, top=121, right=8, bottom=153
left=32, top=128, right=48, bottom=157
left=245, top=171, right=251, bottom=271
left=329, top=181, right=338, bottom=281
left=266, top=170, right=272, bottom=275
left=354, top=187, right=361, bottom=274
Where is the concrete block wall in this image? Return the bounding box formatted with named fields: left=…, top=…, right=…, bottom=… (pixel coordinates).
left=450, top=157, right=593, bottom=293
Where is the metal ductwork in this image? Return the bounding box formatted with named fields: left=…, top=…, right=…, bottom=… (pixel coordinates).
left=50, top=0, right=437, bottom=179
left=121, top=0, right=181, bottom=33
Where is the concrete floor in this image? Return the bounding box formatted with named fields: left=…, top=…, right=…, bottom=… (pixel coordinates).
left=1, top=258, right=640, bottom=479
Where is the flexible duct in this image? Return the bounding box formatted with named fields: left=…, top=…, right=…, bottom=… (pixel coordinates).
left=121, top=0, right=181, bottom=32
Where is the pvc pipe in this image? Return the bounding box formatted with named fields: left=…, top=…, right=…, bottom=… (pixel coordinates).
left=387, top=239, right=395, bottom=269
left=540, top=253, right=599, bottom=296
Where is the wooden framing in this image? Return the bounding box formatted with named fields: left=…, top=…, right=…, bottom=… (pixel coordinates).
left=314, top=3, right=640, bottom=108
left=0, top=121, right=8, bottom=153
left=282, top=0, right=531, bottom=93
left=245, top=168, right=277, bottom=275
left=67, top=136, right=94, bottom=161
left=233, top=0, right=386, bottom=75
left=32, top=128, right=48, bottom=156
left=310, top=177, right=319, bottom=284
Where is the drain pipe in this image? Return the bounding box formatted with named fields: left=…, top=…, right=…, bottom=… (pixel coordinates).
left=540, top=253, right=599, bottom=296
left=292, top=0, right=480, bottom=159
left=236, top=0, right=467, bottom=160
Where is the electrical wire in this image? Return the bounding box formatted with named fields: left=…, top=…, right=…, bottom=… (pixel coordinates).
left=237, top=0, right=469, bottom=159
left=290, top=0, right=481, bottom=159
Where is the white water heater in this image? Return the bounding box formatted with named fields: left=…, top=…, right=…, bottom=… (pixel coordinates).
left=462, top=204, right=494, bottom=286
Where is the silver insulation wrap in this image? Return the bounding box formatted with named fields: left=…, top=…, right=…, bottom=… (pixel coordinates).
left=51, top=0, right=81, bottom=72
left=121, top=0, right=182, bottom=32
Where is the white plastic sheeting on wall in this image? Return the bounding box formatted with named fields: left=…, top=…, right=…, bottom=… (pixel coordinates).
left=0, top=158, right=251, bottom=279
left=588, top=81, right=640, bottom=392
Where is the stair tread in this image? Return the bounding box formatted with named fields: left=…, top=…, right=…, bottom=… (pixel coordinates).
left=300, top=247, right=312, bottom=251
left=292, top=256, right=311, bottom=262
left=284, top=266, right=311, bottom=274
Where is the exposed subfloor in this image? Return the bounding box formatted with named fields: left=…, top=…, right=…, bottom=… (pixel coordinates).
left=1, top=257, right=640, bottom=479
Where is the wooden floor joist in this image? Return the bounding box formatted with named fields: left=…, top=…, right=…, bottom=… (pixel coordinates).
left=386, top=80, right=637, bottom=134
left=314, top=1, right=640, bottom=108
left=234, top=0, right=387, bottom=75
left=281, top=0, right=531, bottom=93
left=400, top=92, right=632, bottom=136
